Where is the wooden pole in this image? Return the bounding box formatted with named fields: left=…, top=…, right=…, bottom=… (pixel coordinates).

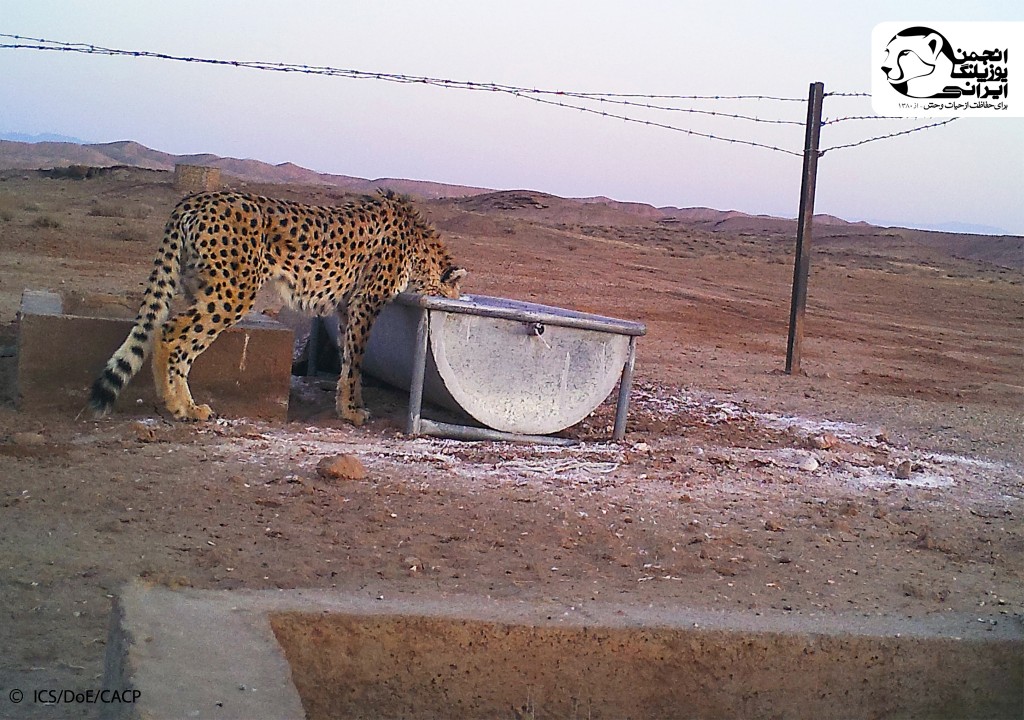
left=785, top=81, right=825, bottom=375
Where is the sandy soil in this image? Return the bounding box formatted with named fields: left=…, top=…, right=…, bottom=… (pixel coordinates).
left=0, top=168, right=1021, bottom=718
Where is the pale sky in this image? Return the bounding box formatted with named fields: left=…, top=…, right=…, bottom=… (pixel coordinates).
left=1, top=1, right=1022, bottom=235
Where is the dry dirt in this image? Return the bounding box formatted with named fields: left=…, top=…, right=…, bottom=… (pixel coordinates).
left=0, top=168, right=1022, bottom=718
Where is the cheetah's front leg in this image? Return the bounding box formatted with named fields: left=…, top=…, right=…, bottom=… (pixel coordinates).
left=336, top=341, right=370, bottom=426
left=335, top=297, right=385, bottom=426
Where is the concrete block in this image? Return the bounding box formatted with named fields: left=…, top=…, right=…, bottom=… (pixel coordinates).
left=17, top=290, right=293, bottom=420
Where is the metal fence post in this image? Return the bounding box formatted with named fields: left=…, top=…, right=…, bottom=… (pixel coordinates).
left=785, top=81, right=825, bottom=375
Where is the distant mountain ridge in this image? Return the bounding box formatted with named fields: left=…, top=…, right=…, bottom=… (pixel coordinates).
left=0, top=138, right=868, bottom=226
left=0, top=132, right=87, bottom=144
left=0, top=138, right=1019, bottom=269
left=0, top=139, right=495, bottom=201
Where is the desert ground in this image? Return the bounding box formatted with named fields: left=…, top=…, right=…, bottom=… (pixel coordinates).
left=0, top=164, right=1022, bottom=718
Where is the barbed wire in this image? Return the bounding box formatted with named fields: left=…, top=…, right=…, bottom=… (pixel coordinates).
left=0, top=33, right=807, bottom=154
left=1, top=33, right=808, bottom=104
left=2, top=32, right=806, bottom=154
left=820, top=118, right=958, bottom=154
left=1, top=33, right=959, bottom=160
left=539, top=92, right=806, bottom=125
left=820, top=87, right=961, bottom=150
left=508, top=92, right=804, bottom=156
left=550, top=91, right=805, bottom=102
left=823, top=114, right=907, bottom=125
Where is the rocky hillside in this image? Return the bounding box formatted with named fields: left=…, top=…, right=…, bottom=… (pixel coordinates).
left=1, top=138, right=1019, bottom=269
left=0, top=139, right=491, bottom=200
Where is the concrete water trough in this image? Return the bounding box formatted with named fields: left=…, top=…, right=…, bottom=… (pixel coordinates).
left=359, top=293, right=647, bottom=443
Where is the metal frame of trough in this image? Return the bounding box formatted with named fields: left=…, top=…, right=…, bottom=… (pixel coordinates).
left=392, top=293, right=645, bottom=445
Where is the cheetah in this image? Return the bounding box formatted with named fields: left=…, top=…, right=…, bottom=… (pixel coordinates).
left=89, top=189, right=466, bottom=424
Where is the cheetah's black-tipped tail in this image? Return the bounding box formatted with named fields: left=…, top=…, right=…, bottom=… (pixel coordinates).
left=88, top=208, right=185, bottom=417
left=88, top=315, right=163, bottom=417
left=89, top=356, right=134, bottom=416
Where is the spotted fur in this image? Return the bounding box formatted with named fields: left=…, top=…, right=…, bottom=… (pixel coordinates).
left=89, top=190, right=466, bottom=423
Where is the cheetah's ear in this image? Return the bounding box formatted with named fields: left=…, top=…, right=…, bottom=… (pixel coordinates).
left=442, top=267, right=468, bottom=283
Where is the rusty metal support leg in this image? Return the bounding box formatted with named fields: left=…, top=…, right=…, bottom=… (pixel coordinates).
left=417, top=418, right=578, bottom=446
left=405, top=308, right=429, bottom=435
left=612, top=335, right=637, bottom=442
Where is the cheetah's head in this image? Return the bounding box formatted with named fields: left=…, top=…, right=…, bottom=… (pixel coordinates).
left=436, top=265, right=468, bottom=299
left=408, top=263, right=467, bottom=299
left=407, top=235, right=467, bottom=299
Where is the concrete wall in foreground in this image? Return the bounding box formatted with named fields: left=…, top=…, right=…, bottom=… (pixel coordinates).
left=104, top=583, right=1024, bottom=720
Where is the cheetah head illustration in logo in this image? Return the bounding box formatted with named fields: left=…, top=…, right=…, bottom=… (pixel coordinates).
left=881, top=27, right=963, bottom=99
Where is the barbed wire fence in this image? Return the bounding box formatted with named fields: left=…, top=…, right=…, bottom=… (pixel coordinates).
left=0, top=34, right=955, bottom=156
left=1, top=33, right=962, bottom=374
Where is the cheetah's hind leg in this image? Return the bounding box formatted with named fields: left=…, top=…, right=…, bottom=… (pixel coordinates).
left=156, top=288, right=255, bottom=421
left=156, top=313, right=216, bottom=421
